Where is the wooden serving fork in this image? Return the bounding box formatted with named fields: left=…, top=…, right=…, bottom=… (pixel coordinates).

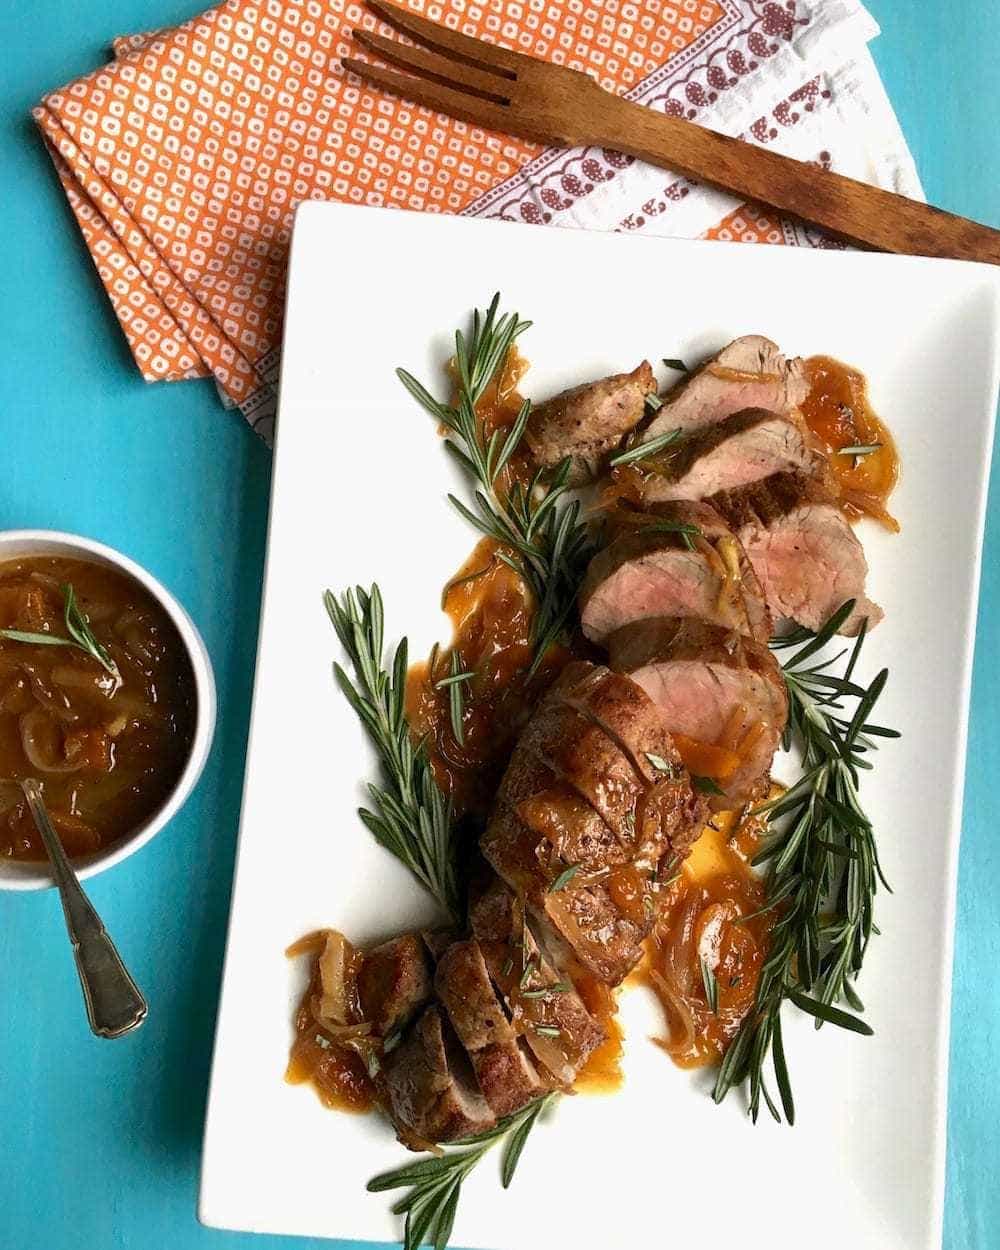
left=344, top=0, right=1000, bottom=265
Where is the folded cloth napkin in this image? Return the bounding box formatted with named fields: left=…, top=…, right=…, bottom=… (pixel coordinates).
left=35, top=0, right=921, bottom=442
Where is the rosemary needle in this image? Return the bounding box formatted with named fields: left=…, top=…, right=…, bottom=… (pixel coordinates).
left=609, top=427, right=683, bottom=468
left=701, top=958, right=720, bottom=1015
left=547, top=863, right=579, bottom=892
left=437, top=649, right=471, bottom=746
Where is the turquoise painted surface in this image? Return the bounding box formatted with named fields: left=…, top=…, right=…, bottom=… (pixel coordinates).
left=0, top=3, right=996, bottom=1248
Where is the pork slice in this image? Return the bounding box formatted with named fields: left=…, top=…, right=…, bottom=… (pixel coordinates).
left=435, top=940, right=546, bottom=1117
left=642, top=336, right=808, bottom=442
left=468, top=876, right=606, bottom=1087
left=609, top=617, right=788, bottom=808
left=581, top=500, right=771, bottom=644
left=709, top=472, right=882, bottom=636
left=358, top=934, right=433, bottom=1039
left=525, top=361, right=656, bottom=484
left=481, top=799, right=656, bottom=984
left=542, top=883, right=650, bottom=986
left=512, top=696, right=647, bottom=841
left=635, top=409, right=817, bottom=506
left=555, top=661, right=706, bottom=863
left=380, top=1005, right=495, bottom=1145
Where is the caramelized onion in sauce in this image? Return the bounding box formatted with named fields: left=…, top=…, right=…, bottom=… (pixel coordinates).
left=285, top=930, right=377, bottom=1114
left=638, top=791, right=779, bottom=1068
left=802, top=355, right=900, bottom=530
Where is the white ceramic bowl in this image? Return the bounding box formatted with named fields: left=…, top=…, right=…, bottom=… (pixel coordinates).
left=0, top=530, right=216, bottom=891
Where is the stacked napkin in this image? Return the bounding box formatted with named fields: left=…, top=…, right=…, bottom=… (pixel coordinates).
left=35, top=0, right=921, bottom=442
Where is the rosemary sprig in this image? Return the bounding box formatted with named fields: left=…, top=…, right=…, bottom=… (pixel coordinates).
left=397, top=295, right=594, bottom=664
left=0, top=582, right=121, bottom=684
left=712, top=599, right=896, bottom=1124
left=368, top=1094, right=556, bottom=1250
left=325, top=584, right=460, bottom=922
left=609, top=427, right=682, bottom=468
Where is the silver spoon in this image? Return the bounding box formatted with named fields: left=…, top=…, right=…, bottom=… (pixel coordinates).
left=21, top=778, right=148, bottom=1038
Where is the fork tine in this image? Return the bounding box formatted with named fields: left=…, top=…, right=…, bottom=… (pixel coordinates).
left=341, top=57, right=511, bottom=132
left=351, top=29, right=511, bottom=101
left=365, top=0, right=522, bottom=79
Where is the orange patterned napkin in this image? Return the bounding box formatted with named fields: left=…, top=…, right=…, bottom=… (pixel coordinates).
left=34, top=0, right=918, bottom=440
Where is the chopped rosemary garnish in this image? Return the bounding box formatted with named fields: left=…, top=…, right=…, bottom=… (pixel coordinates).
left=521, top=984, right=567, bottom=1000
left=534, top=1025, right=561, bottom=1038
left=368, top=1095, right=556, bottom=1250
left=547, top=863, right=579, bottom=892
left=609, top=427, right=683, bottom=468
left=838, top=443, right=881, bottom=457
left=692, top=775, right=726, bottom=796
left=838, top=442, right=882, bottom=469
left=397, top=295, right=594, bottom=667
left=662, top=358, right=688, bottom=373
left=501, top=955, right=514, bottom=977
left=644, top=392, right=663, bottom=412
left=0, top=582, right=121, bottom=684
left=639, top=520, right=703, bottom=551
left=326, top=585, right=460, bottom=922
left=433, top=667, right=477, bottom=687
left=701, top=958, right=720, bottom=1014
left=519, top=959, right=537, bottom=990
left=645, top=751, right=682, bottom=778
left=712, top=599, right=895, bottom=1124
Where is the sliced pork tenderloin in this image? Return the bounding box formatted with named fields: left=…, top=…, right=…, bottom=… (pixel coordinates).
left=609, top=618, right=788, bottom=809
left=629, top=408, right=818, bottom=506
left=641, top=335, right=808, bottom=443
left=434, top=939, right=546, bottom=1118
left=379, top=1005, right=495, bottom=1145
left=481, top=661, right=705, bottom=985
left=709, top=471, right=882, bottom=636
left=580, top=500, right=771, bottom=644
left=524, top=361, right=656, bottom=484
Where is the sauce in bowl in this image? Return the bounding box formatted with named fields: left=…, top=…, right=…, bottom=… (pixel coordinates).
left=0, top=556, right=197, bottom=860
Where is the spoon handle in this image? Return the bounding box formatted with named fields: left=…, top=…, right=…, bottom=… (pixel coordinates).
left=21, top=779, right=148, bottom=1039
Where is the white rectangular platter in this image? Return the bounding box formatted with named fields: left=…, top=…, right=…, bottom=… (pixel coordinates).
left=200, top=201, right=1000, bottom=1250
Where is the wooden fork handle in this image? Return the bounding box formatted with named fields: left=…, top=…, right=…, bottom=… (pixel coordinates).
left=591, top=90, right=1000, bottom=264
